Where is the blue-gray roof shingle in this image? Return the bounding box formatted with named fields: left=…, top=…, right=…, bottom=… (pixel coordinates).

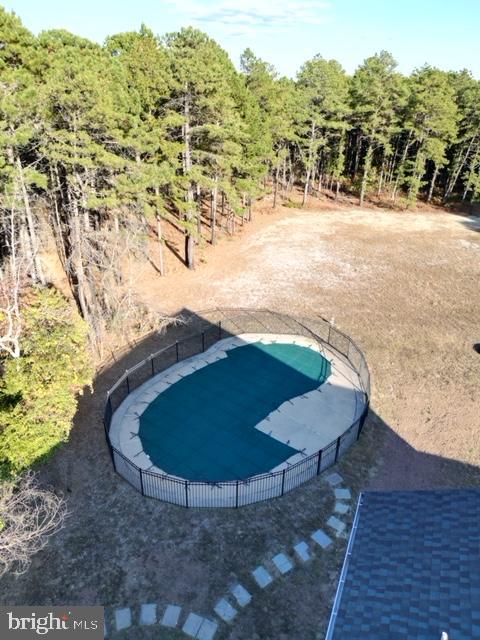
left=327, top=488, right=480, bottom=640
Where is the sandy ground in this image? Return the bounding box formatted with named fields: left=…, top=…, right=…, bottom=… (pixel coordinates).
left=1, top=193, right=479, bottom=640
left=137, top=196, right=480, bottom=486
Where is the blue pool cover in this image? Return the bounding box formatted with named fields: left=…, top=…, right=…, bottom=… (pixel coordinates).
left=139, top=341, right=331, bottom=481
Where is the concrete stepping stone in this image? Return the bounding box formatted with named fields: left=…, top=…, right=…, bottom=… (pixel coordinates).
left=114, top=608, right=131, bottom=632
left=230, top=584, right=252, bottom=607
left=334, top=501, right=349, bottom=515
left=334, top=488, right=351, bottom=500
left=183, top=613, right=204, bottom=638
left=161, top=604, right=181, bottom=628
left=293, top=541, right=311, bottom=562
left=327, top=515, right=347, bottom=535
left=272, top=552, right=294, bottom=574
left=311, top=529, right=333, bottom=549
left=214, top=598, right=237, bottom=622
left=197, top=618, right=218, bottom=640
left=252, top=565, right=273, bottom=588
left=325, top=472, right=344, bottom=486
left=139, top=603, right=156, bottom=625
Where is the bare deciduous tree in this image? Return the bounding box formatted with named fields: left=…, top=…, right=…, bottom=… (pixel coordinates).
left=0, top=194, right=30, bottom=358
left=0, top=472, right=67, bottom=578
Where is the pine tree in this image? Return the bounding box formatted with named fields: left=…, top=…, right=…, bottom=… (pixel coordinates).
left=297, top=56, right=350, bottom=202
left=164, top=28, right=242, bottom=268
left=404, top=66, right=458, bottom=204
left=349, top=51, right=404, bottom=206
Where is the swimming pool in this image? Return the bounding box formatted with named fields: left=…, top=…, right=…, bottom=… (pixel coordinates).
left=138, top=341, right=331, bottom=482
left=106, top=311, right=369, bottom=507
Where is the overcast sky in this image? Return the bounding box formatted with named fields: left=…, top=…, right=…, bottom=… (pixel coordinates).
left=4, top=0, right=480, bottom=78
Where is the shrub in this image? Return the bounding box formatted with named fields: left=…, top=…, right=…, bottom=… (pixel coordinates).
left=0, top=287, right=94, bottom=479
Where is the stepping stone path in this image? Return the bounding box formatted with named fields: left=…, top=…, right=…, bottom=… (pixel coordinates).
left=183, top=613, right=204, bottom=637
left=105, top=479, right=355, bottom=640
left=114, top=608, right=131, bottom=632
left=252, top=565, right=273, bottom=588
left=230, top=584, right=252, bottom=607
left=325, top=472, right=344, bottom=487
left=272, top=553, right=294, bottom=574
left=335, top=501, right=349, bottom=515
left=183, top=613, right=218, bottom=640
left=293, top=541, right=311, bottom=562
left=161, top=604, right=182, bottom=628
left=311, top=529, right=333, bottom=549
left=214, top=598, right=237, bottom=622
left=327, top=515, right=346, bottom=535
left=139, top=603, right=156, bottom=625
left=334, top=488, right=352, bottom=501
left=197, top=618, right=219, bottom=640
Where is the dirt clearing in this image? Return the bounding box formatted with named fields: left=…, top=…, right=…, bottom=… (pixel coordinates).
left=1, top=198, right=479, bottom=640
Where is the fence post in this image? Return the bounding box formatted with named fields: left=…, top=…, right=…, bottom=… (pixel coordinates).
left=126, top=374, right=130, bottom=394
left=103, top=417, right=116, bottom=470
left=218, top=321, right=222, bottom=339
left=235, top=480, right=239, bottom=508
left=185, top=480, right=189, bottom=507
left=328, top=325, right=332, bottom=345
left=334, top=436, right=341, bottom=462
left=281, top=468, right=286, bottom=496
left=316, top=449, right=322, bottom=475
left=202, top=332, right=205, bottom=352
left=358, top=402, right=369, bottom=437
left=175, top=341, right=179, bottom=362
left=140, top=468, right=144, bottom=496
left=151, top=355, right=155, bottom=376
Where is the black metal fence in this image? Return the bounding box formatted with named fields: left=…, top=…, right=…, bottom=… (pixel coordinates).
left=103, top=309, right=370, bottom=507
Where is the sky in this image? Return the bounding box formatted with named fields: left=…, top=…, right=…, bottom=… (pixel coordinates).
left=3, top=0, right=480, bottom=78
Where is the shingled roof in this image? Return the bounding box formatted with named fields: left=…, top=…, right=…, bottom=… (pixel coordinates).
left=326, top=488, right=480, bottom=640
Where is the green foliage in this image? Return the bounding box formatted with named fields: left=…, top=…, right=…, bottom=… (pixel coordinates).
left=0, top=288, right=93, bottom=479
left=0, top=5, right=479, bottom=350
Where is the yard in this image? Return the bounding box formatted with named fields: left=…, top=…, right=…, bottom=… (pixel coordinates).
left=1, top=198, right=479, bottom=640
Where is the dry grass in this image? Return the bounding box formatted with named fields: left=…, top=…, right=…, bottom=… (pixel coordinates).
left=1, top=193, right=479, bottom=640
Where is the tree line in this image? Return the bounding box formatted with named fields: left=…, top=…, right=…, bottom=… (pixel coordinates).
left=1, top=7, right=480, bottom=348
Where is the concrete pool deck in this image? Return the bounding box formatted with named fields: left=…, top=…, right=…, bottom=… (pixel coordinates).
left=109, top=334, right=366, bottom=482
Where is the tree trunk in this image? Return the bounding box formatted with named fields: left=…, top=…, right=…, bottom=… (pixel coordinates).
left=70, top=187, right=91, bottom=324
left=427, top=164, right=438, bottom=203
left=49, top=167, right=68, bottom=270
left=210, top=178, right=218, bottom=244
left=359, top=139, right=373, bottom=207
left=311, top=163, right=317, bottom=196
left=353, top=133, right=362, bottom=180
left=273, top=162, right=280, bottom=208
left=392, top=132, right=412, bottom=202
left=183, top=89, right=195, bottom=269
left=377, top=151, right=386, bottom=196
left=281, top=156, right=287, bottom=197
left=156, top=215, right=165, bottom=276
left=15, top=156, right=45, bottom=284
left=444, top=133, right=477, bottom=200
left=302, top=121, right=316, bottom=207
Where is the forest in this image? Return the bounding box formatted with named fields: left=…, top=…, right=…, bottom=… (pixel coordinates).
left=2, top=7, right=480, bottom=352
